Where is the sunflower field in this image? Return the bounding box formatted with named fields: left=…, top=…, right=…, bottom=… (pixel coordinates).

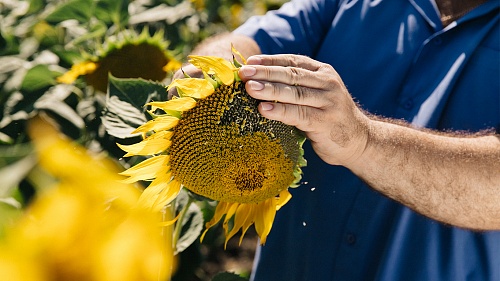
left=0, top=0, right=290, bottom=280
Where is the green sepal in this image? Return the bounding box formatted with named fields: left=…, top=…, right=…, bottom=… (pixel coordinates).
left=203, top=71, right=218, bottom=88
left=232, top=55, right=243, bottom=68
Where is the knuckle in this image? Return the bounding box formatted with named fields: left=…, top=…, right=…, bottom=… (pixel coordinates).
left=295, top=86, right=307, bottom=101
left=288, top=67, right=303, bottom=85
left=299, top=107, right=315, bottom=128
left=270, top=83, right=280, bottom=98
left=263, top=66, right=273, bottom=79
left=287, top=54, right=300, bottom=67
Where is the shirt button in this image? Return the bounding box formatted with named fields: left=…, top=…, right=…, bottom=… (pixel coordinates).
left=346, top=233, right=357, bottom=245
left=402, top=99, right=414, bottom=109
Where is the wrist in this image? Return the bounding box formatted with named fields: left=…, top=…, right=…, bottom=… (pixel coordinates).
left=338, top=110, right=372, bottom=169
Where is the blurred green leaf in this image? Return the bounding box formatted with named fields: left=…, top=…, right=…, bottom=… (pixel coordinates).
left=45, top=0, right=92, bottom=24
left=101, top=76, right=166, bottom=138
left=0, top=154, right=36, bottom=198
left=212, top=272, right=249, bottom=281
left=175, top=189, right=204, bottom=254
left=27, top=0, right=47, bottom=14
left=34, top=84, right=81, bottom=124
left=0, top=198, right=23, bottom=238
left=68, top=21, right=107, bottom=47
left=95, top=0, right=129, bottom=26
left=21, top=64, right=58, bottom=93
left=0, top=197, right=22, bottom=209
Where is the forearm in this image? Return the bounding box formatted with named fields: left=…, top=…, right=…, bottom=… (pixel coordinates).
left=349, top=118, right=500, bottom=230
left=191, top=32, right=261, bottom=60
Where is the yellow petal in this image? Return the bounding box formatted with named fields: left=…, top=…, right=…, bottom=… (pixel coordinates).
left=231, top=44, right=247, bottom=65
left=137, top=170, right=171, bottom=210
left=254, top=199, right=277, bottom=245
left=119, top=155, right=169, bottom=183
left=166, top=78, right=214, bottom=99
left=224, top=203, right=252, bottom=247
left=132, top=116, right=179, bottom=134
left=147, top=97, right=196, bottom=112
left=158, top=212, right=181, bottom=226
left=188, top=55, right=235, bottom=85
left=238, top=205, right=256, bottom=245
left=163, top=59, right=182, bottom=72
left=200, top=202, right=231, bottom=242
left=118, top=131, right=173, bottom=157
left=56, top=61, right=98, bottom=84
left=221, top=203, right=240, bottom=246
left=153, top=179, right=182, bottom=211
left=223, top=203, right=239, bottom=225
left=275, top=189, right=292, bottom=210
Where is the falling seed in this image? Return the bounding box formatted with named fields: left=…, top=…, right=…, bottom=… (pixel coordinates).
left=310, top=187, right=316, bottom=191
left=302, top=221, right=307, bottom=226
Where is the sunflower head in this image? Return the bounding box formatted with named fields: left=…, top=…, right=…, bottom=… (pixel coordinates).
left=57, top=29, right=181, bottom=92
left=119, top=46, right=306, bottom=245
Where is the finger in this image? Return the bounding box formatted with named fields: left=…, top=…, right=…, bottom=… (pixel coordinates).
left=239, top=64, right=326, bottom=89
left=257, top=102, right=321, bottom=133
left=245, top=80, right=328, bottom=108
left=247, top=54, right=322, bottom=71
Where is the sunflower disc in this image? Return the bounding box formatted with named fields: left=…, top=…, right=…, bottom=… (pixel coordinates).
left=169, top=81, right=303, bottom=204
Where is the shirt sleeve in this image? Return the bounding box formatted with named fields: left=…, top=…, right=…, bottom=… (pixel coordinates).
left=234, top=0, right=340, bottom=57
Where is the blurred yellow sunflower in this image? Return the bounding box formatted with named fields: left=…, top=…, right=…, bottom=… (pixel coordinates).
left=119, top=47, right=306, bottom=245
left=57, top=29, right=181, bottom=92
left=0, top=117, right=173, bottom=281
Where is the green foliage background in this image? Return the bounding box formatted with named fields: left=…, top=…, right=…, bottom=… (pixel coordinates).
left=0, top=0, right=287, bottom=280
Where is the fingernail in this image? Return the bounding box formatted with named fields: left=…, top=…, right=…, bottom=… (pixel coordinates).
left=249, top=80, right=264, bottom=90
left=260, top=102, right=274, bottom=111
left=241, top=66, right=257, bottom=77
left=247, top=56, right=262, bottom=65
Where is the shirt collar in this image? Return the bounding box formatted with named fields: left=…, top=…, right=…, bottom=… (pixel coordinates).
left=408, top=0, right=499, bottom=30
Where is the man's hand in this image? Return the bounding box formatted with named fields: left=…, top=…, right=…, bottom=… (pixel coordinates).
left=239, top=54, right=370, bottom=167
left=239, top=54, right=500, bottom=230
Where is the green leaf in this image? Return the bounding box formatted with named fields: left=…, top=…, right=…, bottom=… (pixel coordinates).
left=27, top=0, right=47, bottom=14
left=175, top=189, right=204, bottom=254
left=0, top=199, right=23, bottom=238
left=95, top=0, right=129, bottom=26
left=45, top=0, right=92, bottom=24
left=0, top=155, right=36, bottom=198
left=101, top=76, right=167, bottom=139
left=0, top=197, right=22, bottom=209
left=0, top=65, right=60, bottom=128
left=20, top=64, right=58, bottom=93
left=212, top=272, right=249, bottom=281
left=34, top=84, right=85, bottom=130
left=68, top=21, right=107, bottom=47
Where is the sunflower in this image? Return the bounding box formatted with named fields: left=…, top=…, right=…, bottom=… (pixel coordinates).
left=57, top=29, right=181, bottom=92
left=119, top=47, right=306, bottom=245
left=0, top=117, right=173, bottom=281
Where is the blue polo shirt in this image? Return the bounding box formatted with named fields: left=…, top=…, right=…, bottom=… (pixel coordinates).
left=235, top=0, right=500, bottom=280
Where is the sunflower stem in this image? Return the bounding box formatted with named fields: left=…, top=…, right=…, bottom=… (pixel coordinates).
left=172, top=195, right=194, bottom=252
